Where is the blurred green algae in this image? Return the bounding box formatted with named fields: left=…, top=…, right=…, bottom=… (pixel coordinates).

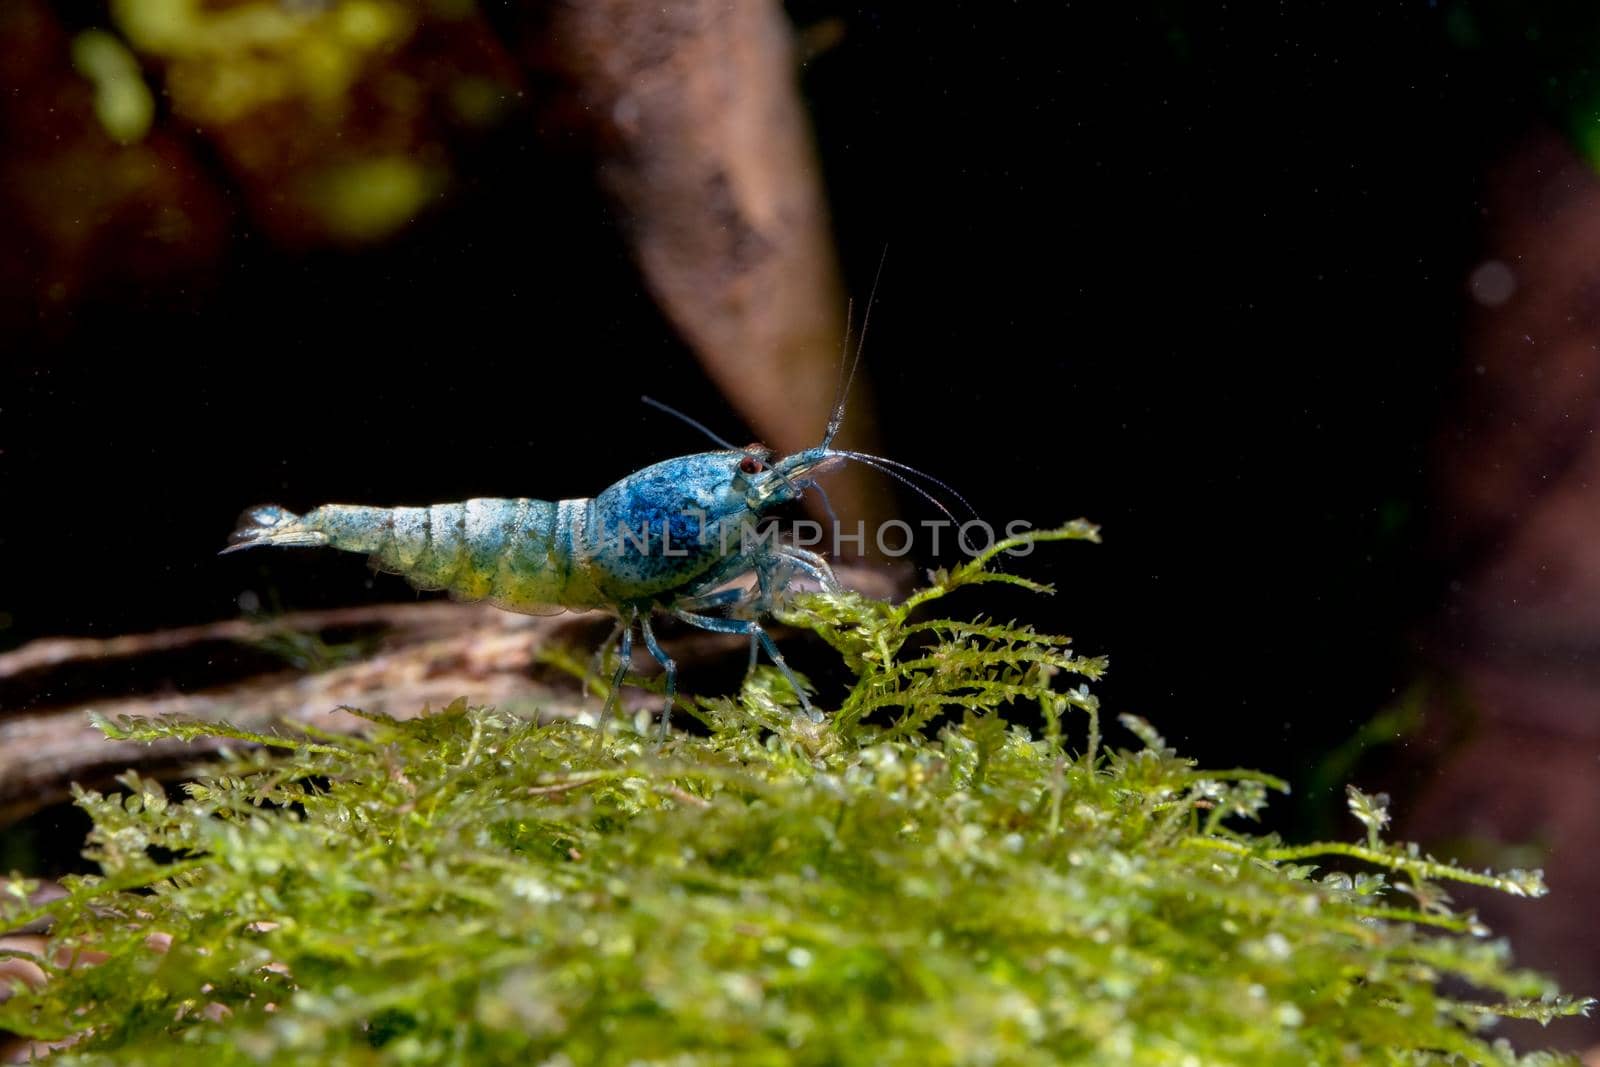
left=76, top=0, right=512, bottom=245
left=69, top=30, right=152, bottom=145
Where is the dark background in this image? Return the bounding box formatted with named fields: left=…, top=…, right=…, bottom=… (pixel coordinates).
left=11, top=0, right=1600, bottom=1049
left=8, top=2, right=1524, bottom=782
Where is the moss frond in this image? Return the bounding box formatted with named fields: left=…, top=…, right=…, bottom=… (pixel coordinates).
left=0, top=523, right=1590, bottom=1065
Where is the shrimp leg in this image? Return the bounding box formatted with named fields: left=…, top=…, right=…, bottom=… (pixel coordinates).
left=674, top=585, right=763, bottom=675
left=677, top=545, right=836, bottom=615
left=675, top=586, right=749, bottom=611
left=637, top=615, right=677, bottom=743
left=675, top=545, right=835, bottom=681
left=670, top=608, right=819, bottom=722
left=582, top=617, right=628, bottom=710
left=777, top=545, right=839, bottom=590
left=594, top=607, right=637, bottom=752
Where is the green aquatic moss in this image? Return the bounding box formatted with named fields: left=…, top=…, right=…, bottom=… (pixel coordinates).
left=0, top=524, right=1591, bottom=1065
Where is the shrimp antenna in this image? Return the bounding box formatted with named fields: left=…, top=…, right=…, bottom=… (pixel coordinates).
left=829, top=296, right=855, bottom=431
left=824, top=246, right=889, bottom=448
left=836, top=452, right=963, bottom=534
left=640, top=395, right=739, bottom=450
left=832, top=449, right=980, bottom=522
left=810, top=480, right=841, bottom=533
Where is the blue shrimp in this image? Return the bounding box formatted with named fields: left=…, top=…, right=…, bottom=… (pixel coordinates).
left=222, top=358, right=968, bottom=741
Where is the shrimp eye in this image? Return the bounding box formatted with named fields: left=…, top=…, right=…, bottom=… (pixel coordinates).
left=739, top=455, right=765, bottom=475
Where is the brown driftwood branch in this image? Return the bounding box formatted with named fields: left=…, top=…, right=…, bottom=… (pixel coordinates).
left=534, top=0, right=888, bottom=537
left=0, top=603, right=492, bottom=679
left=0, top=605, right=575, bottom=825
left=0, top=566, right=903, bottom=826
left=0, top=606, right=657, bottom=825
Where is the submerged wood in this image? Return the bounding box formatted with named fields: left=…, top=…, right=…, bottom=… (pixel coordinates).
left=0, top=566, right=902, bottom=825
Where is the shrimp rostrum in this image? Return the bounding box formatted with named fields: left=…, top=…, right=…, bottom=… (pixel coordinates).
left=222, top=381, right=966, bottom=741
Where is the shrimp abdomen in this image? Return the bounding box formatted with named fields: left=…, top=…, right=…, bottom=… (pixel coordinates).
left=369, top=500, right=574, bottom=611
left=226, top=499, right=592, bottom=615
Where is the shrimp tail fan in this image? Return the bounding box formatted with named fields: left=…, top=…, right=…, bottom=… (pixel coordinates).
left=221, top=504, right=328, bottom=554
